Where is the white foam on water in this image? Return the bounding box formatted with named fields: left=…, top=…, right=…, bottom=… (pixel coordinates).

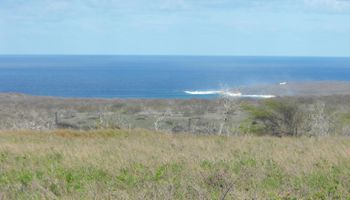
left=184, top=90, right=222, bottom=95
left=224, top=91, right=242, bottom=97
left=184, top=90, right=275, bottom=99
left=240, top=94, right=276, bottom=98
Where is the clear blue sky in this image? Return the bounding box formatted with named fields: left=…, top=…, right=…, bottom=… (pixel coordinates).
left=0, top=0, right=350, bottom=56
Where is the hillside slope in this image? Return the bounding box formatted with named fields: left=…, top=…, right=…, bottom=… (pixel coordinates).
left=0, top=130, right=349, bottom=199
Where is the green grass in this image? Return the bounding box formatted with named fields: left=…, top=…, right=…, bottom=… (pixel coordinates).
left=0, top=129, right=350, bottom=199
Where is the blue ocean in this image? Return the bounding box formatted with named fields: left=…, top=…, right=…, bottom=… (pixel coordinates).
left=0, top=55, right=350, bottom=98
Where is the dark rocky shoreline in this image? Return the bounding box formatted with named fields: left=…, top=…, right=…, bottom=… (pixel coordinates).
left=236, top=81, right=350, bottom=97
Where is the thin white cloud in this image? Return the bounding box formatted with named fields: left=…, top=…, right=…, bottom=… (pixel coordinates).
left=159, top=0, right=189, bottom=11
left=1, top=0, right=349, bottom=23
left=304, top=0, right=350, bottom=12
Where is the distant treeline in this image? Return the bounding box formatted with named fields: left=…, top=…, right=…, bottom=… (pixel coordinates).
left=1, top=94, right=350, bottom=136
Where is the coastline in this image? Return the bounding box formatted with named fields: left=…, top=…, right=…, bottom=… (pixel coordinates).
left=1, top=81, right=350, bottom=135
left=3, top=80, right=350, bottom=100
left=236, top=81, right=350, bottom=97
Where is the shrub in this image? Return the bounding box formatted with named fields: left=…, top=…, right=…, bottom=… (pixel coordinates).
left=243, top=99, right=305, bottom=136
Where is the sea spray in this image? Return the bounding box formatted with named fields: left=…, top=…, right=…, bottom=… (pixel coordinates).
left=184, top=90, right=275, bottom=99
left=184, top=90, right=223, bottom=95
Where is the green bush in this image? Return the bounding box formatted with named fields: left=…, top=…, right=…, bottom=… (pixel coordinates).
left=243, top=99, right=304, bottom=136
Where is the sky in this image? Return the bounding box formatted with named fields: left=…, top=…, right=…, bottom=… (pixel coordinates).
left=0, top=0, right=350, bottom=56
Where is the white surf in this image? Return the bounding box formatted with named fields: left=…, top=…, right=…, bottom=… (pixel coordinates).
left=184, top=90, right=275, bottom=99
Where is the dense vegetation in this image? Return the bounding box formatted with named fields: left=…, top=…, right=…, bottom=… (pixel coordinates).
left=0, top=129, right=350, bottom=199
left=1, top=92, right=350, bottom=199
left=1, top=94, right=350, bottom=137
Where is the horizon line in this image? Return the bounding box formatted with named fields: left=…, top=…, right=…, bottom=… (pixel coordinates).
left=0, top=54, right=350, bottom=58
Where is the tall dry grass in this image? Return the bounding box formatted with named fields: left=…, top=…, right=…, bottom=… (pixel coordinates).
left=0, top=129, right=349, bottom=199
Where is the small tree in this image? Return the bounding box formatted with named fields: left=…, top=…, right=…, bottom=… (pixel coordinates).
left=218, top=95, right=239, bottom=135
left=307, top=101, right=333, bottom=136
left=244, top=99, right=305, bottom=136
left=154, top=109, right=173, bottom=132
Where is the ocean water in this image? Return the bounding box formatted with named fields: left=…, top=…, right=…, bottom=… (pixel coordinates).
left=0, top=55, right=350, bottom=98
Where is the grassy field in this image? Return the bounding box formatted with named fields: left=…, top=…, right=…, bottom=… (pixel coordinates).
left=0, top=130, right=350, bottom=199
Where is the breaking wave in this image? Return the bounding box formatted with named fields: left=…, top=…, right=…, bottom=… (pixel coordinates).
left=184, top=90, right=275, bottom=99
left=184, top=90, right=222, bottom=95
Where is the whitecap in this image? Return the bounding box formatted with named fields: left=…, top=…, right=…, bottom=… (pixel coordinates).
left=184, top=90, right=222, bottom=95
left=184, top=90, right=275, bottom=99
